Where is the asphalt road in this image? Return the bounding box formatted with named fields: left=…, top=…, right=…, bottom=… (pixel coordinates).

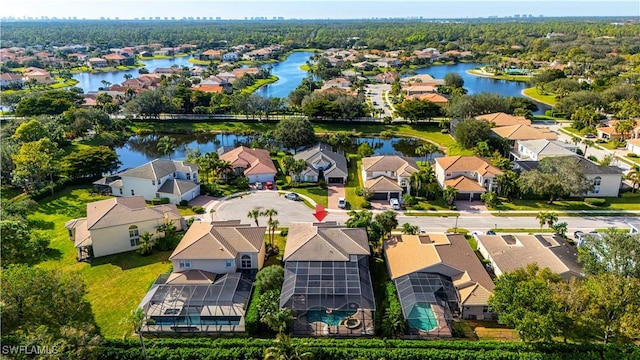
left=366, top=84, right=392, bottom=118
left=214, top=192, right=637, bottom=232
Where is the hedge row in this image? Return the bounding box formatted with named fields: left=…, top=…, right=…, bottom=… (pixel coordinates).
left=244, top=285, right=261, bottom=335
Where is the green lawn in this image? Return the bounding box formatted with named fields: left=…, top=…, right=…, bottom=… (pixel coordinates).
left=240, top=75, right=279, bottom=94
left=493, top=228, right=556, bottom=233
left=407, top=196, right=451, bottom=211
left=345, top=157, right=367, bottom=210
left=496, top=192, right=640, bottom=211
left=404, top=211, right=460, bottom=217
left=522, top=87, right=558, bottom=106
left=288, top=185, right=328, bottom=207
left=30, top=186, right=173, bottom=338
left=468, top=69, right=532, bottom=82
left=264, top=233, right=287, bottom=267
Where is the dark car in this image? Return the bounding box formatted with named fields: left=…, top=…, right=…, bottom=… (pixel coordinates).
left=285, top=193, right=300, bottom=201
left=486, top=230, right=497, bottom=235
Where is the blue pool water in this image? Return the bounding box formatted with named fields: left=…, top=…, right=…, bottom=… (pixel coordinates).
left=151, top=316, right=240, bottom=326
left=407, top=303, right=438, bottom=331
left=306, top=310, right=355, bottom=326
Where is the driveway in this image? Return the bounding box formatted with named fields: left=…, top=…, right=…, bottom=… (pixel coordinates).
left=328, top=185, right=345, bottom=210
left=214, top=192, right=318, bottom=226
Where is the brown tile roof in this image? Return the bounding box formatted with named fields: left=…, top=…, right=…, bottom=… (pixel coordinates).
left=83, top=196, right=181, bottom=230
left=491, top=124, right=557, bottom=141
left=219, top=146, right=277, bottom=176
left=232, top=67, right=260, bottom=78
left=444, top=176, right=488, bottom=192
left=435, top=156, right=503, bottom=177
left=409, top=93, right=449, bottom=104
left=196, top=84, right=224, bottom=93
left=165, top=269, right=218, bottom=284
left=170, top=221, right=266, bottom=260
left=384, top=233, right=495, bottom=305
left=365, top=175, right=403, bottom=192
left=103, top=53, right=126, bottom=60
left=284, top=222, right=369, bottom=261
left=362, top=155, right=419, bottom=176
left=476, top=112, right=531, bottom=127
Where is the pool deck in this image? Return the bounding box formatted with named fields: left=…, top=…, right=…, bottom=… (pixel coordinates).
left=408, top=304, right=452, bottom=338
left=294, top=308, right=374, bottom=336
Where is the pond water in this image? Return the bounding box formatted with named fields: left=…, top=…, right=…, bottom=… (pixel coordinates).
left=255, top=51, right=314, bottom=98
left=115, top=133, right=443, bottom=171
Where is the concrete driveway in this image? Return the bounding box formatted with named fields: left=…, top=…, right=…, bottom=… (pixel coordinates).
left=328, top=185, right=345, bottom=209
left=214, top=192, right=318, bottom=226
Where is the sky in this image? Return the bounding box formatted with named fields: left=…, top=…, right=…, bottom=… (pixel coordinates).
left=2, top=0, right=639, bottom=20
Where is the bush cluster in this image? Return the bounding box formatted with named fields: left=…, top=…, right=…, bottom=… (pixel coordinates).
left=584, top=198, right=607, bottom=206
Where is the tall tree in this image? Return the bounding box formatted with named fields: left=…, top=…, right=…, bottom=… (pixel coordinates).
left=577, top=229, right=640, bottom=278
left=156, top=135, right=177, bottom=160
left=453, top=119, right=493, bottom=149
left=273, top=117, right=316, bottom=151
left=626, top=164, right=640, bottom=193
left=247, top=208, right=262, bottom=227
left=62, top=146, right=121, bottom=179
left=374, top=210, right=398, bottom=239
left=0, top=219, right=50, bottom=265
left=519, top=157, right=593, bottom=203
left=120, top=308, right=148, bottom=360
left=11, top=137, right=59, bottom=192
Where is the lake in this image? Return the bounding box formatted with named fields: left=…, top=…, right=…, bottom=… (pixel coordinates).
left=255, top=51, right=315, bottom=98
left=115, top=133, right=443, bottom=171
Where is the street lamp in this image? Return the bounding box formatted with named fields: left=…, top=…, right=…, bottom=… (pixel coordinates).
left=454, top=216, right=459, bottom=233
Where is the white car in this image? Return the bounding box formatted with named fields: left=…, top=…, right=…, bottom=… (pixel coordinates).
left=255, top=182, right=263, bottom=190
left=338, top=197, right=346, bottom=209
left=390, top=198, right=401, bottom=210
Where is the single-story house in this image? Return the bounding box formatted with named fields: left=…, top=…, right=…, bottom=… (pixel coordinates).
left=219, top=146, right=277, bottom=183
left=65, top=196, right=184, bottom=260
left=434, top=156, right=503, bottom=200
left=361, top=155, right=419, bottom=200
left=293, top=143, right=348, bottom=184
left=384, top=233, right=496, bottom=332
left=474, top=233, right=583, bottom=280
left=476, top=112, right=531, bottom=127
left=491, top=124, right=558, bottom=150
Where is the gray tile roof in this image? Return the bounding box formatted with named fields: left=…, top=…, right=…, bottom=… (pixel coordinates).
left=85, top=196, right=181, bottom=230
left=119, top=159, right=198, bottom=180
left=294, top=143, right=348, bottom=179
left=170, top=222, right=266, bottom=260
left=157, top=179, right=199, bottom=196
left=284, top=222, right=369, bottom=261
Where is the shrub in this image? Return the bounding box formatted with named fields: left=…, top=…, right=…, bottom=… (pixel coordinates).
left=587, top=155, right=598, bottom=162
left=276, top=179, right=285, bottom=186
left=192, top=206, right=205, bottom=214
left=575, top=148, right=584, bottom=155
left=179, top=199, right=188, bottom=206
left=584, top=198, right=607, bottom=206
left=245, top=286, right=261, bottom=335
left=628, top=153, right=639, bottom=158
left=381, top=282, right=406, bottom=338
left=255, top=265, right=284, bottom=292
left=440, top=128, right=449, bottom=134
left=362, top=201, right=371, bottom=209
left=235, top=176, right=249, bottom=189
left=150, top=197, right=170, bottom=205
left=279, top=228, right=288, bottom=237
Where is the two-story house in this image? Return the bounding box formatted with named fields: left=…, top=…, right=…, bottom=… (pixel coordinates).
left=65, top=196, right=184, bottom=261
left=109, top=159, right=200, bottom=204
left=361, top=155, right=419, bottom=201
left=169, top=220, right=266, bottom=274
left=434, top=156, right=503, bottom=201
left=511, top=139, right=579, bottom=161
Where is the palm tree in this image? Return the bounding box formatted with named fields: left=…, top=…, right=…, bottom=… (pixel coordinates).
left=136, top=232, right=154, bottom=256
left=263, top=333, right=313, bottom=360
left=416, top=143, right=439, bottom=165
left=268, top=219, right=280, bottom=248
left=157, top=136, right=177, bottom=160
left=582, top=139, right=595, bottom=156
left=247, top=208, right=262, bottom=227
left=442, top=186, right=458, bottom=205
left=410, top=171, right=423, bottom=197
left=401, top=222, right=419, bottom=235
left=614, top=119, right=634, bottom=140
left=421, top=166, right=438, bottom=200
left=120, top=308, right=148, bottom=360
left=626, top=164, right=640, bottom=193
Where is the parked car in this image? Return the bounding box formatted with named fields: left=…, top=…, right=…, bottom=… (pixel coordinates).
left=255, top=182, right=263, bottom=190
left=472, top=231, right=484, bottom=236
left=584, top=133, right=597, bottom=138
left=486, top=230, right=497, bottom=235
left=265, top=181, right=274, bottom=190
left=285, top=192, right=300, bottom=201
left=390, top=198, right=401, bottom=210
left=338, top=197, right=346, bottom=209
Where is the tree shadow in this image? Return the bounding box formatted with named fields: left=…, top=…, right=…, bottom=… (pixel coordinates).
left=29, top=218, right=55, bottom=230
left=90, top=250, right=172, bottom=271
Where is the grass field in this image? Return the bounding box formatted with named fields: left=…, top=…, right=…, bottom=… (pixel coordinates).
left=345, top=157, right=367, bottom=210
left=522, top=87, right=558, bottom=106
left=240, top=75, right=279, bottom=94
left=496, top=192, right=640, bottom=211
left=30, top=186, right=173, bottom=338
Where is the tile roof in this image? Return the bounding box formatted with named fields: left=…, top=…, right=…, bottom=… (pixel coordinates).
left=435, top=156, right=503, bottom=177
left=84, top=196, right=181, bottom=230
left=170, top=221, right=266, bottom=260
left=444, top=176, right=488, bottom=192
left=476, top=112, right=531, bottom=127
left=119, top=159, right=198, bottom=180
left=284, top=222, right=369, bottom=261
left=476, top=234, right=583, bottom=279
left=365, top=175, right=403, bottom=192
left=491, top=124, right=558, bottom=141
left=294, top=143, right=348, bottom=179
left=157, top=179, right=200, bottom=196
left=515, top=139, right=577, bottom=158
left=409, top=93, right=449, bottom=103
left=362, top=155, right=419, bottom=176
left=165, top=269, right=218, bottom=285
left=219, top=146, right=277, bottom=176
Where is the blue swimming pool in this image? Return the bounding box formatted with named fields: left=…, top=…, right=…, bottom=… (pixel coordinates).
left=407, top=303, right=438, bottom=331
left=306, top=310, right=355, bottom=326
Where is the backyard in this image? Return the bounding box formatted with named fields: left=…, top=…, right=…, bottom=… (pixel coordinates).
left=495, top=191, right=640, bottom=211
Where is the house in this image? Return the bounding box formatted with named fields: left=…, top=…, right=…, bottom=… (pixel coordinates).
left=403, top=84, right=438, bottom=96
left=322, top=77, right=352, bottom=89
left=326, top=56, right=345, bottom=68
left=513, top=156, right=623, bottom=197
left=219, top=146, right=277, bottom=183
left=491, top=124, right=557, bottom=150
left=361, top=155, right=419, bottom=200
left=384, top=233, right=496, bottom=333
left=511, top=139, right=579, bottom=161
left=153, top=67, right=181, bottom=75
left=476, top=112, right=531, bottom=127
left=373, top=72, right=399, bottom=84
left=170, top=220, right=266, bottom=273
left=627, top=138, right=640, bottom=154
left=103, top=53, right=133, bottom=66
left=374, top=57, right=402, bottom=68
left=597, top=120, right=640, bottom=140
left=23, top=68, right=55, bottom=84
left=408, top=93, right=449, bottom=107
left=87, top=57, right=108, bottom=68
left=109, top=159, right=200, bottom=204
left=400, top=74, right=444, bottom=86
left=232, top=67, right=260, bottom=78
left=201, top=49, right=224, bottom=60
left=434, top=156, right=503, bottom=201
left=222, top=52, right=239, bottom=62
left=474, top=233, right=583, bottom=280
left=293, top=143, right=348, bottom=184
left=65, top=196, right=184, bottom=260
left=0, top=73, right=24, bottom=88
left=280, top=222, right=375, bottom=336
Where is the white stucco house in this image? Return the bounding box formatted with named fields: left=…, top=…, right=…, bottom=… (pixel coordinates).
left=169, top=220, right=266, bottom=273
left=109, top=159, right=200, bottom=204
left=65, top=196, right=184, bottom=261
left=511, top=139, right=578, bottom=161
left=361, top=155, right=419, bottom=200
left=434, top=156, right=503, bottom=201
left=219, top=146, right=277, bottom=183
left=627, top=139, right=640, bottom=155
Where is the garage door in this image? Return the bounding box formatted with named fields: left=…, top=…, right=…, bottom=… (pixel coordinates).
left=248, top=174, right=275, bottom=183
left=389, top=192, right=400, bottom=199
left=328, top=177, right=343, bottom=184
left=371, top=192, right=388, bottom=200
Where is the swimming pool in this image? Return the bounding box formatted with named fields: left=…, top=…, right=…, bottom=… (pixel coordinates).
left=306, top=310, right=355, bottom=326
left=151, top=316, right=241, bottom=326
left=407, top=303, right=438, bottom=332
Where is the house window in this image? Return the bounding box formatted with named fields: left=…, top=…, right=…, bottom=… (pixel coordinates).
left=129, top=225, right=139, bottom=246
left=119, top=188, right=123, bottom=195
left=193, top=173, right=197, bottom=182
left=483, top=306, right=490, bottom=313
left=68, top=229, right=73, bottom=238
left=593, top=177, right=601, bottom=194
left=179, top=260, right=191, bottom=269
left=226, top=260, right=233, bottom=268
left=400, top=179, right=407, bottom=187
left=131, top=189, right=135, bottom=196
left=173, top=172, right=176, bottom=178
left=152, top=180, right=155, bottom=186
left=186, top=173, right=191, bottom=180
left=241, top=255, right=251, bottom=269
